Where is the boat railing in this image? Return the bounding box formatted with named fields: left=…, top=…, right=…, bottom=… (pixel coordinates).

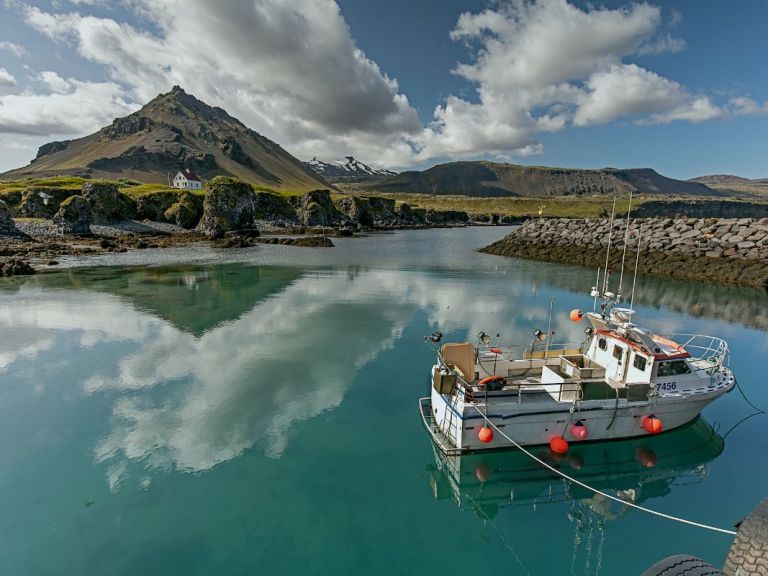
left=671, top=334, right=730, bottom=372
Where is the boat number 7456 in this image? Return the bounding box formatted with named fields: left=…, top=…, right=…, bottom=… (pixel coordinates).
left=655, top=382, right=677, bottom=391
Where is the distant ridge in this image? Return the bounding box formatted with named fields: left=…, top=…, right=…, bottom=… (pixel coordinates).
left=360, top=160, right=723, bottom=198
left=689, top=174, right=768, bottom=197
left=0, top=86, right=330, bottom=191
left=306, top=156, right=397, bottom=183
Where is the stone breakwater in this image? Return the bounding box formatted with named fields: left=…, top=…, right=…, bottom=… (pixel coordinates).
left=481, top=217, right=768, bottom=287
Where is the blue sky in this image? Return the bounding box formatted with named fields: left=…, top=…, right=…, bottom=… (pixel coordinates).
left=0, top=0, right=766, bottom=178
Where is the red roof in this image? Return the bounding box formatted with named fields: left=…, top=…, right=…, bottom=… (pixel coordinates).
left=179, top=168, right=201, bottom=182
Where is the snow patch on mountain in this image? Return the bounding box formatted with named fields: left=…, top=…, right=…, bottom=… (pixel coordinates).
left=306, top=156, right=397, bottom=181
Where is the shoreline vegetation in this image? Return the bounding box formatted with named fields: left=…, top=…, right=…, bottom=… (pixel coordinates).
left=1, top=175, right=768, bottom=287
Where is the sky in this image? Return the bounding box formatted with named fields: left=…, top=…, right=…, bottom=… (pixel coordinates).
left=0, top=0, right=766, bottom=178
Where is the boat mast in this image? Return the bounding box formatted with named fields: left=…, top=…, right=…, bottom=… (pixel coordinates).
left=599, top=198, right=617, bottom=318
left=617, top=192, right=634, bottom=300
left=628, top=222, right=642, bottom=320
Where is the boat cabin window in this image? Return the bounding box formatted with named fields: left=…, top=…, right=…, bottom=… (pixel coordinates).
left=656, top=360, right=691, bottom=377
left=633, top=354, right=648, bottom=371
left=612, top=345, right=624, bottom=360
left=598, top=338, right=607, bottom=351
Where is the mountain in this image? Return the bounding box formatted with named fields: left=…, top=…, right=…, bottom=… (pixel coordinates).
left=305, top=156, right=397, bottom=183
left=0, top=86, right=330, bottom=191
left=689, top=174, right=768, bottom=197
left=360, top=160, right=724, bottom=197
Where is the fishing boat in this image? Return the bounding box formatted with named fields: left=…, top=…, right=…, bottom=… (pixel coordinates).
left=420, top=202, right=736, bottom=454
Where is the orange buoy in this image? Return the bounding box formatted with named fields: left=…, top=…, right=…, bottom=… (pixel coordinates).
left=567, top=453, right=584, bottom=470
left=549, top=435, right=569, bottom=454
left=636, top=447, right=657, bottom=468
left=478, top=425, right=494, bottom=443
left=475, top=463, right=492, bottom=482
left=489, top=347, right=503, bottom=355
left=478, top=375, right=505, bottom=387
left=570, top=420, right=588, bottom=440
left=642, top=415, right=663, bottom=435
left=569, top=309, right=584, bottom=322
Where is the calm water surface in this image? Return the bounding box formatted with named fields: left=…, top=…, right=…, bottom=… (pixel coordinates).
left=1, top=227, right=767, bottom=575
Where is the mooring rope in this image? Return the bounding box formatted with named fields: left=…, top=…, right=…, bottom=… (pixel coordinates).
left=471, top=405, right=737, bottom=535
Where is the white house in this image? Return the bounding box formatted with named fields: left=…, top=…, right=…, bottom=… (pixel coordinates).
left=172, top=169, right=203, bottom=190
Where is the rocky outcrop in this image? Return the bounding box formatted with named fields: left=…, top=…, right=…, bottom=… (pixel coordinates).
left=53, top=195, right=92, bottom=235
left=82, top=181, right=136, bottom=223
left=133, top=191, right=179, bottom=221
left=20, top=188, right=67, bottom=218
left=425, top=209, right=469, bottom=225
left=254, top=192, right=298, bottom=223
left=197, top=176, right=257, bottom=236
left=164, top=192, right=203, bottom=229
left=335, top=196, right=372, bottom=226
left=481, top=217, right=768, bottom=287
left=0, top=258, right=36, bottom=276
left=0, top=199, right=20, bottom=235
left=290, top=190, right=344, bottom=226
left=255, top=235, right=334, bottom=247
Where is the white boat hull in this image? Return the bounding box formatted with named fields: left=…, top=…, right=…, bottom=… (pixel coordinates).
left=425, top=370, right=734, bottom=453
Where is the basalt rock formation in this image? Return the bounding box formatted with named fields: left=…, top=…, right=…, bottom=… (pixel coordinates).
left=82, top=181, right=136, bottom=223
left=0, top=199, right=20, bottom=235
left=481, top=217, right=768, bottom=287
left=53, top=195, right=92, bottom=235
left=196, top=176, right=258, bottom=236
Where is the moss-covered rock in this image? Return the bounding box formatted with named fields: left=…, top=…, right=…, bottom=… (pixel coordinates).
left=82, top=181, right=137, bottom=223
left=53, top=195, right=92, bottom=235
left=135, top=191, right=181, bottom=221
left=19, top=187, right=74, bottom=218
left=334, top=196, right=372, bottom=226
left=0, top=199, right=19, bottom=235
left=164, top=192, right=203, bottom=229
left=290, top=190, right=344, bottom=226
left=197, top=176, right=257, bottom=236
left=254, top=191, right=298, bottom=222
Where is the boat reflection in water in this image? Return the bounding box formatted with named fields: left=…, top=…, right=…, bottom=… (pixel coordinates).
left=427, top=417, right=723, bottom=569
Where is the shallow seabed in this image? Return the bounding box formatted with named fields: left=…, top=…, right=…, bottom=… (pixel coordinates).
left=1, top=226, right=766, bottom=575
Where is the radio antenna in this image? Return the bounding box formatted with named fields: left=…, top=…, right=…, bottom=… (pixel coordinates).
left=601, top=197, right=617, bottom=295
left=629, top=222, right=642, bottom=320
left=617, top=192, right=634, bottom=299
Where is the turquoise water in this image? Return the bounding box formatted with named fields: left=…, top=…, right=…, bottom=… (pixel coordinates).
left=1, top=227, right=767, bottom=575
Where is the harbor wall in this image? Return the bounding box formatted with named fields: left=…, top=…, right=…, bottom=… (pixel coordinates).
left=480, top=217, right=768, bottom=287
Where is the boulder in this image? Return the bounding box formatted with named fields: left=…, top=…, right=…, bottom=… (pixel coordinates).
left=290, top=190, right=344, bottom=226
left=53, top=195, right=92, bottom=235
left=164, top=192, right=203, bottom=229
left=0, top=199, right=19, bottom=236
left=334, top=196, right=372, bottom=226
left=81, top=181, right=136, bottom=223
left=197, top=176, right=257, bottom=236
left=0, top=258, right=36, bottom=276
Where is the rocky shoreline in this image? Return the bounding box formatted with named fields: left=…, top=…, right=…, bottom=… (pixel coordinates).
left=0, top=176, right=482, bottom=274
left=481, top=217, right=768, bottom=287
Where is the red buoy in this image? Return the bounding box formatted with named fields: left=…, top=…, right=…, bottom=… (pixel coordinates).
left=549, top=436, right=569, bottom=454
left=478, top=425, right=494, bottom=443
left=642, top=415, right=663, bottom=435
left=489, top=347, right=503, bottom=355
left=570, top=420, right=588, bottom=440
left=475, top=463, right=492, bottom=482
left=636, top=447, right=657, bottom=468
left=569, top=309, right=584, bottom=322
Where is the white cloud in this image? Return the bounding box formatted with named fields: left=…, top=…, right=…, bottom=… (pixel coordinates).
left=38, top=70, right=71, bottom=94
left=574, top=64, right=720, bottom=126
left=730, top=96, right=768, bottom=116
left=413, top=0, right=721, bottom=159
left=0, top=68, right=17, bottom=93
left=0, top=41, right=28, bottom=58
left=21, top=0, right=421, bottom=165
left=0, top=78, right=135, bottom=135
left=0, top=0, right=757, bottom=167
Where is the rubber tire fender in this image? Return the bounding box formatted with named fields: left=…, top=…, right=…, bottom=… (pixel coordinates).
left=724, top=497, right=768, bottom=576
left=641, top=554, right=724, bottom=576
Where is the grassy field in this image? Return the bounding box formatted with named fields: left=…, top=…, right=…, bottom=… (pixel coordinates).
left=374, top=193, right=636, bottom=218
